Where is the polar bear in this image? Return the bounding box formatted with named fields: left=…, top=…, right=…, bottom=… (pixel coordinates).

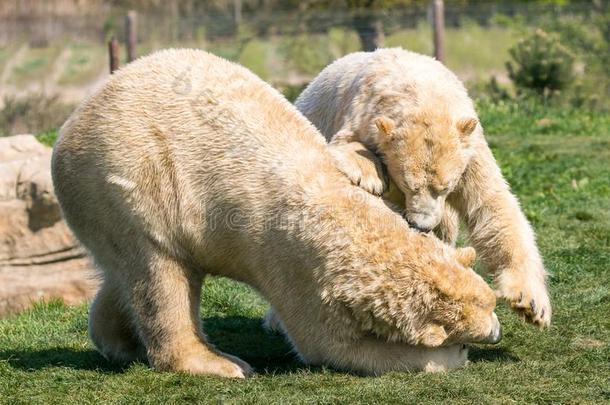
left=295, top=48, right=551, bottom=328
left=52, top=49, right=501, bottom=378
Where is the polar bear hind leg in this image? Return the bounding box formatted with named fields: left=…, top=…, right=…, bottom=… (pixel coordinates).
left=89, top=278, right=145, bottom=364
left=128, top=249, right=252, bottom=377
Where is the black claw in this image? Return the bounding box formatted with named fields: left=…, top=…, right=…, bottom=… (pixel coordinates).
left=518, top=292, right=524, bottom=303
left=530, top=299, right=537, bottom=315
left=540, top=308, right=545, bottom=319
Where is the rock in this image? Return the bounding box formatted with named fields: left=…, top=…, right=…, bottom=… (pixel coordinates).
left=0, top=135, right=98, bottom=317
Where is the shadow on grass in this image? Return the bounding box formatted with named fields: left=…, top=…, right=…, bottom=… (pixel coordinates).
left=0, top=316, right=517, bottom=375
left=204, top=315, right=304, bottom=374
left=468, top=346, right=520, bottom=363
left=0, top=316, right=303, bottom=375
left=0, top=347, right=129, bottom=374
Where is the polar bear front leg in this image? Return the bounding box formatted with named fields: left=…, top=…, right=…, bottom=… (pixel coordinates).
left=125, top=250, right=253, bottom=377
left=302, top=338, right=469, bottom=375
left=451, top=140, right=551, bottom=328
left=328, top=130, right=387, bottom=196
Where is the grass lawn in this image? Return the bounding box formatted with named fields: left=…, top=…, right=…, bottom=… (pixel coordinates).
left=4, top=22, right=517, bottom=92
left=10, top=46, right=63, bottom=87
left=0, top=45, right=18, bottom=77
left=57, top=43, right=106, bottom=86
left=385, top=22, right=520, bottom=81
left=2, top=103, right=609, bottom=403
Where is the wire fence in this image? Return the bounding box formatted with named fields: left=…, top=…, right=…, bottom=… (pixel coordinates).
left=0, top=1, right=606, bottom=103
left=0, top=2, right=600, bottom=46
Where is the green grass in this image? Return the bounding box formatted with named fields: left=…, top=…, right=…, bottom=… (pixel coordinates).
left=479, top=99, right=610, bottom=138
left=1, top=104, right=609, bottom=403
left=4, top=23, right=516, bottom=91
left=386, top=21, right=518, bottom=81
left=58, top=43, right=106, bottom=86
left=36, top=128, right=59, bottom=147
left=0, top=45, right=17, bottom=75
left=10, top=46, right=62, bottom=87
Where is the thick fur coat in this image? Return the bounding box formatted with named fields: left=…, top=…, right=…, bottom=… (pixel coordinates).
left=52, top=49, right=499, bottom=377
left=296, top=48, right=551, bottom=327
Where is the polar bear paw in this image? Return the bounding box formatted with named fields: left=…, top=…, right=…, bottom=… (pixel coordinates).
left=497, top=270, right=551, bottom=328
left=328, top=141, right=387, bottom=196
left=175, top=351, right=253, bottom=378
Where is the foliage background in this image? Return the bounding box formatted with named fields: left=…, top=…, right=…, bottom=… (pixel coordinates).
left=1, top=0, right=608, bottom=137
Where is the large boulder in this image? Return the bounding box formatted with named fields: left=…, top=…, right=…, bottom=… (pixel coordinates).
left=0, top=135, right=97, bottom=317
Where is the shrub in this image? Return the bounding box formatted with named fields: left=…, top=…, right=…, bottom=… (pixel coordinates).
left=279, top=34, right=334, bottom=76
left=542, top=11, right=610, bottom=110
left=0, top=94, right=73, bottom=137
left=506, top=29, right=575, bottom=97
left=280, top=83, right=307, bottom=103
left=36, top=128, right=59, bottom=147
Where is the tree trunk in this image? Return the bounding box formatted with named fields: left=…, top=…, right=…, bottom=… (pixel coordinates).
left=353, top=13, right=383, bottom=52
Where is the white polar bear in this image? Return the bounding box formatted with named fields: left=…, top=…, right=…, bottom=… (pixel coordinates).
left=296, top=48, right=551, bottom=328
left=52, top=49, right=501, bottom=377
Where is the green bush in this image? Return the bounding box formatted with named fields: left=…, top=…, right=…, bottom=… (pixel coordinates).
left=506, top=29, right=575, bottom=96
left=36, top=128, right=59, bottom=146
left=279, top=34, right=334, bottom=76
left=541, top=11, right=610, bottom=110
left=281, top=83, right=308, bottom=103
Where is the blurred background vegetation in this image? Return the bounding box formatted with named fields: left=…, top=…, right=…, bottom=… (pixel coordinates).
left=0, top=0, right=608, bottom=138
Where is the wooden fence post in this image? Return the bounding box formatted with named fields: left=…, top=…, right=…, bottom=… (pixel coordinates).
left=125, top=10, right=137, bottom=63
left=234, top=0, right=242, bottom=25
left=432, top=0, right=445, bottom=63
left=108, top=37, right=119, bottom=74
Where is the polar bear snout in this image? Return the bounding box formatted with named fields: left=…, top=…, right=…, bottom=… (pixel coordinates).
left=481, top=313, right=502, bottom=344
left=404, top=207, right=443, bottom=233
left=405, top=216, right=435, bottom=233
left=402, top=190, right=446, bottom=233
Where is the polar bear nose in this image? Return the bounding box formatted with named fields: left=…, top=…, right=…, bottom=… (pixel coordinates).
left=404, top=210, right=440, bottom=233
left=482, top=313, right=502, bottom=344
left=407, top=221, right=431, bottom=233
left=406, top=219, right=433, bottom=233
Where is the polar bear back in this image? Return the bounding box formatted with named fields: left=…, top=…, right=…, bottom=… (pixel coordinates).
left=295, top=48, right=477, bottom=142
left=52, top=49, right=348, bottom=277
left=57, top=49, right=343, bottom=200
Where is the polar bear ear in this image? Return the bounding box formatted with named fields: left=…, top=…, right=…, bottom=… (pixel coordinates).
left=455, top=246, right=477, bottom=268
left=456, top=117, right=478, bottom=139
left=374, top=116, right=396, bottom=139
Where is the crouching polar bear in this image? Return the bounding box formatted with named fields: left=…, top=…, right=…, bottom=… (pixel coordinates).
left=52, top=49, right=500, bottom=378
left=296, top=48, right=551, bottom=328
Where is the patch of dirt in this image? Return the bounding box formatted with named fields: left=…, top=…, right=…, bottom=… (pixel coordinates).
left=572, top=336, right=607, bottom=349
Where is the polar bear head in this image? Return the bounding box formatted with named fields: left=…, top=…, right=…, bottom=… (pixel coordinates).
left=412, top=246, right=501, bottom=347
left=373, top=111, right=477, bottom=232
left=335, top=243, right=501, bottom=348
